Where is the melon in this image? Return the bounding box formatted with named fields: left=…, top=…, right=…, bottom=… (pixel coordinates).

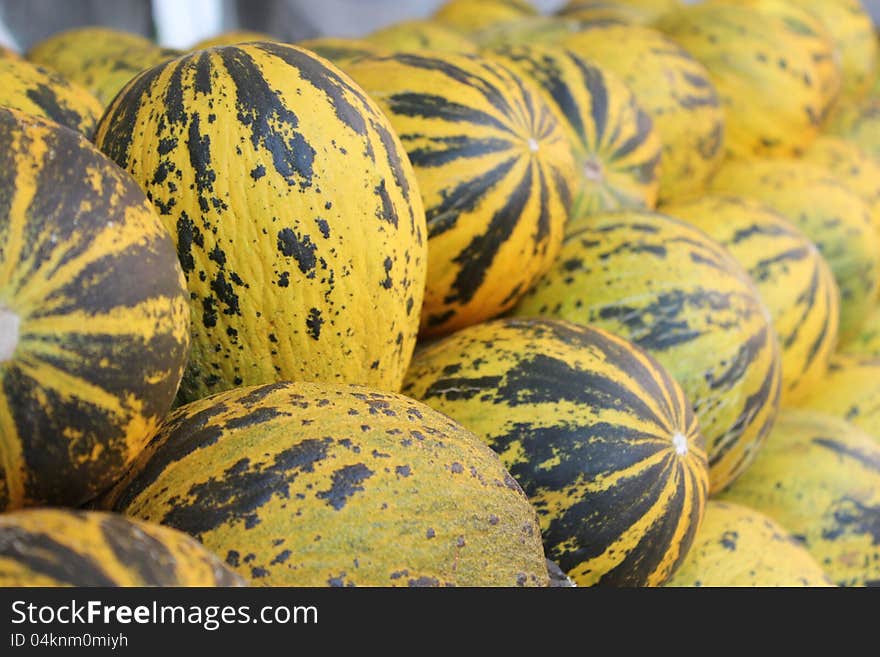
left=0, top=56, right=103, bottom=136
left=192, top=31, right=278, bottom=49
left=487, top=44, right=662, bottom=217
left=718, top=409, right=880, bottom=587
left=513, top=209, right=782, bottom=494
left=843, top=305, right=880, bottom=358
left=365, top=20, right=478, bottom=54
left=558, top=0, right=683, bottom=25
left=661, top=194, right=839, bottom=405
left=665, top=500, right=833, bottom=587
left=0, top=108, right=190, bottom=511
left=709, top=158, right=879, bottom=343
left=27, top=27, right=179, bottom=106
left=94, top=43, right=427, bottom=403
left=402, top=318, right=709, bottom=587
left=433, top=0, right=539, bottom=34
left=654, top=1, right=837, bottom=158
left=295, top=38, right=389, bottom=66
left=828, top=97, right=880, bottom=165
left=344, top=52, right=578, bottom=336
left=0, top=509, right=245, bottom=586
left=101, top=381, right=550, bottom=587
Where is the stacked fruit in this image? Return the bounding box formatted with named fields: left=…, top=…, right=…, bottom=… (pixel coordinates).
left=1, top=0, right=879, bottom=588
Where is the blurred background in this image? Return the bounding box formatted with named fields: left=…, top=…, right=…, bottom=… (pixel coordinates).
left=3, top=0, right=875, bottom=52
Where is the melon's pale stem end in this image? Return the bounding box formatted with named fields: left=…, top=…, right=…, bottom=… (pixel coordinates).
left=672, top=432, right=688, bottom=456
left=528, top=138, right=539, bottom=153
left=584, top=158, right=604, bottom=183
left=0, top=305, right=20, bottom=363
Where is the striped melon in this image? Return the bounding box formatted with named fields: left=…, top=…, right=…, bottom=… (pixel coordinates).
left=101, top=381, right=549, bottom=587
left=513, top=209, right=781, bottom=494
left=665, top=500, right=833, bottom=587
left=94, top=43, right=427, bottom=403
left=295, top=38, right=389, bottom=66
left=709, top=158, right=879, bottom=343
left=487, top=44, right=662, bottom=217
left=0, top=108, right=190, bottom=511
left=192, top=31, right=278, bottom=49
left=555, top=23, right=725, bottom=202
left=474, top=16, right=588, bottom=51
left=558, top=0, right=683, bottom=24
left=344, top=53, right=578, bottom=336
left=433, top=0, right=539, bottom=34
left=402, top=318, right=709, bottom=587
left=828, top=97, right=880, bottom=164
left=797, top=354, right=880, bottom=441
left=654, top=1, right=837, bottom=158
left=661, top=195, right=839, bottom=406
left=0, top=509, right=245, bottom=586
left=0, top=56, right=103, bottom=136
left=718, top=409, right=880, bottom=587
left=365, top=20, right=478, bottom=54
left=27, top=27, right=179, bottom=106
left=843, top=305, right=880, bottom=358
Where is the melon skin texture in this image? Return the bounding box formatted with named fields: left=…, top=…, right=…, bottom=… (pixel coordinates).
left=403, top=318, right=710, bottom=587
left=843, top=306, right=880, bottom=358
left=192, top=32, right=278, bottom=50
left=709, top=158, right=880, bottom=344
left=102, top=381, right=549, bottom=587
left=0, top=108, right=190, bottom=511
left=558, top=0, right=683, bottom=25
left=344, top=52, right=578, bottom=337
left=665, top=500, right=833, bottom=587
left=0, top=509, right=246, bottom=587
left=513, top=209, right=782, bottom=495
left=94, top=43, right=427, bottom=403
left=661, top=194, right=840, bottom=406
left=829, top=97, right=880, bottom=163
left=295, top=38, right=389, bottom=66
left=433, top=0, right=539, bottom=34
left=0, top=57, right=103, bottom=137
left=365, top=20, right=478, bottom=54
left=718, top=409, right=880, bottom=587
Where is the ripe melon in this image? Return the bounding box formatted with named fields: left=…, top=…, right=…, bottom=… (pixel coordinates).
left=295, top=38, right=389, bottom=66
left=94, top=43, right=427, bottom=403
left=558, top=0, right=683, bottom=25
left=192, top=31, right=278, bottom=49
left=0, top=56, right=103, bottom=136
left=709, top=158, right=879, bottom=343
left=0, top=509, right=245, bottom=586
left=0, top=108, right=190, bottom=511
left=433, top=0, right=539, bottom=34
left=344, top=52, right=578, bottom=336
left=101, top=381, right=550, bottom=587
left=843, top=305, right=880, bottom=358
left=513, top=209, right=782, bottom=494
left=661, top=194, right=839, bottom=405
left=654, top=1, right=837, bottom=158
left=402, top=318, right=709, bottom=587
left=665, top=500, right=833, bottom=587
left=365, top=20, right=478, bottom=54
left=828, top=97, right=880, bottom=166
left=487, top=44, right=662, bottom=217
left=718, top=409, right=880, bottom=587
left=27, top=27, right=179, bottom=106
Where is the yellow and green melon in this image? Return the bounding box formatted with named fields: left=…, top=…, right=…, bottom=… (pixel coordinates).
left=665, top=500, right=833, bottom=587
left=192, top=31, right=278, bottom=49
left=654, top=1, right=837, bottom=158
left=661, top=194, right=839, bottom=406
left=295, top=38, right=389, bottom=67
left=433, top=0, right=539, bottom=34
left=513, top=209, right=782, bottom=494
left=344, top=52, right=578, bottom=337
left=402, top=318, right=709, bottom=587
left=488, top=44, right=662, bottom=217
left=718, top=409, right=880, bottom=587
left=843, top=305, right=880, bottom=358
left=102, top=381, right=550, bottom=587
left=95, top=43, right=427, bottom=403
left=709, top=158, right=879, bottom=343
left=828, top=96, right=880, bottom=164
left=0, top=509, right=246, bottom=586
left=0, top=108, right=190, bottom=511
left=558, top=0, right=683, bottom=25
left=365, top=20, right=478, bottom=54
left=27, top=27, right=179, bottom=106
left=0, top=56, right=103, bottom=136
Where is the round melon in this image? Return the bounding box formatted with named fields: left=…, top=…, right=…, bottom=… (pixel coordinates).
left=402, top=318, right=709, bottom=587
left=0, top=108, right=190, bottom=511
left=558, top=0, right=683, bottom=25
left=718, top=409, right=880, bottom=587
left=94, top=43, right=427, bottom=403
left=192, top=31, right=278, bottom=49
left=513, top=209, right=782, bottom=495
left=433, top=0, right=539, bottom=34
left=843, top=305, right=880, bottom=358
left=27, top=27, right=179, bottom=106
left=101, top=381, right=550, bottom=587
left=365, top=20, right=478, bottom=54
left=0, top=56, right=103, bottom=136
left=295, top=38, right=389, bottom=66
left=487, top=44, right=662, bottom=217
left=797, top=354, right=880, bottom=441
left=665, top=500, right=833, bottom=587
left=828, top=97, right=880, bottom=166
left=555, top=23, right=725, bottom=202
left=708, top=158, right=880, bottom=343
left=0, top=509, right=245, bottom=586
left=653, top=1, right=837, bottom=158
left=344, top=52, right=578, bottom=337
left=661, top=194, right=839, bottom=405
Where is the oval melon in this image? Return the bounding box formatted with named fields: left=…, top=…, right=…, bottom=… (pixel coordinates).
left=402, top=318, right=709, bottom=587
left=102, top=381, right=550, bottom=587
